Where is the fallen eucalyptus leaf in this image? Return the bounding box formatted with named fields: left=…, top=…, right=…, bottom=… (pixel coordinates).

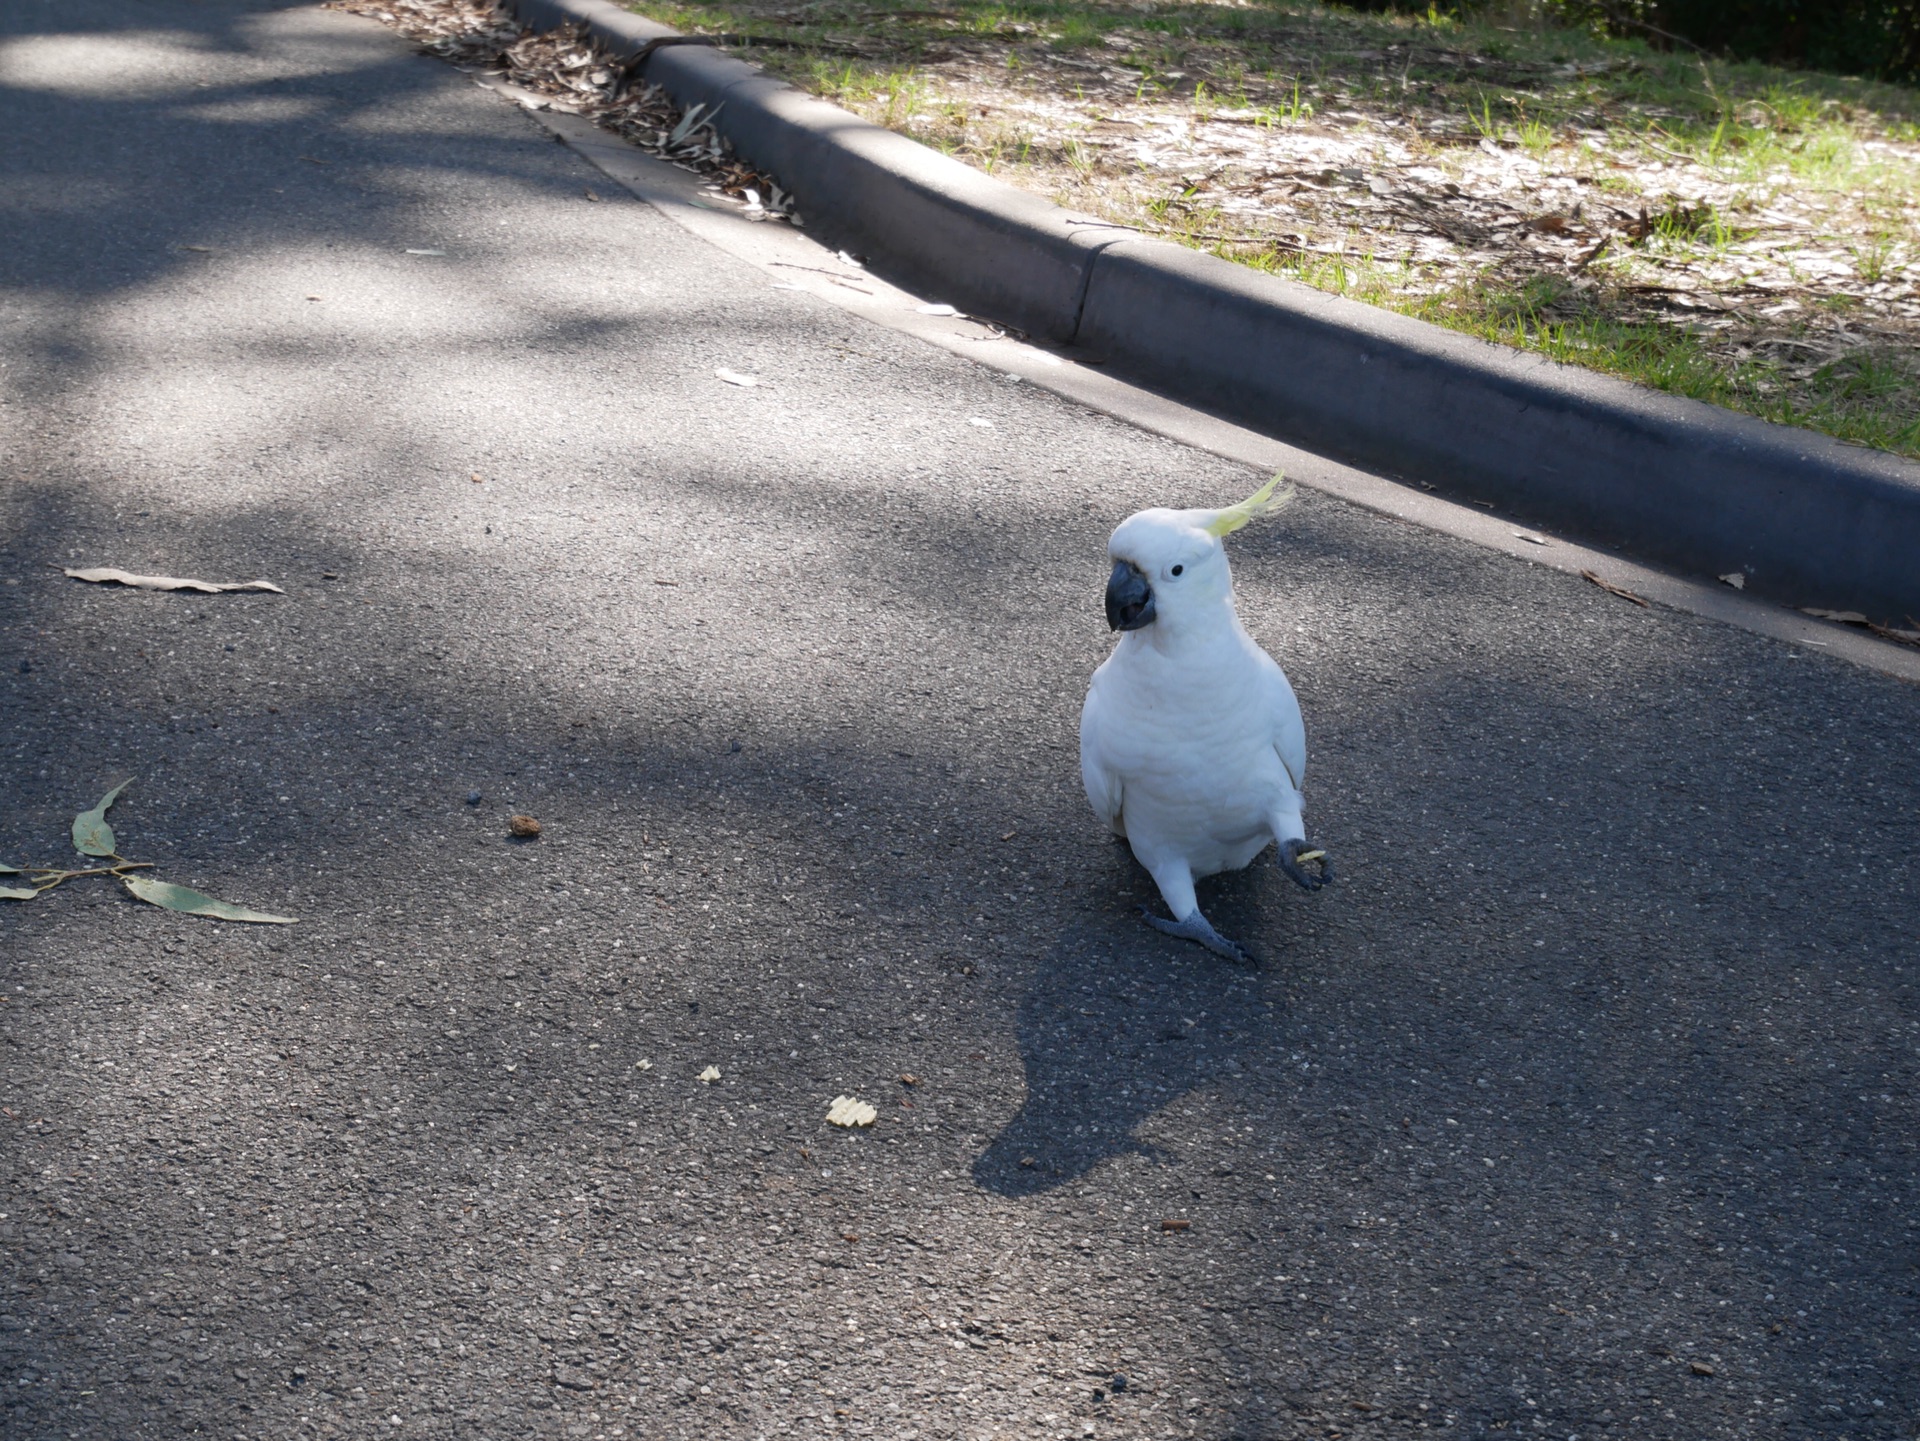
left=0, top=862, right=20, bottom=873
left=72, top=779, right=131, bottom=857
left=0, top=885, right=38, bottom=902
left=826, top=1095, right=877, bottom=1128
left=1718, top=572, right=1746, bottom=589
left=64, top=567, right=284, bottom=595
left=122, top=874, right=295, bottom=924
left=667, top=102, right=709, bottom=148
left=1802, top=607, right=1868, bottom=624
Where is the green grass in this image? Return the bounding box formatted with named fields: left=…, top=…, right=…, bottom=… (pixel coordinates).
left=1228, top=243, right=1920, bottom=456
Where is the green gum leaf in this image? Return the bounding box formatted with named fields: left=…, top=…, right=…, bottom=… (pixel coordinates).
left=72, top=779, right=132, bottom=858
left=0, top=885, right=37, bottom=901
left=123, top=874, right=295, bottom=925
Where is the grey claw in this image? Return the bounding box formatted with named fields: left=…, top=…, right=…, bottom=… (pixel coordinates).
left=1280, top=838, right=1332, bottom=891
left=1138, top=906, right=1258, bottom=966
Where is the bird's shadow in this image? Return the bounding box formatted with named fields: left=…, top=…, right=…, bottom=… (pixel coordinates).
left=973, top=858, right=1288, bottom=1197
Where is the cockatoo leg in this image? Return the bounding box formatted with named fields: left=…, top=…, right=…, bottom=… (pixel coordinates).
left=1135, top=858, right=1256, bottom=964
left=1278, top=837, right=1333, bottom=891
left=1139, top=906, right=1257, bottom=966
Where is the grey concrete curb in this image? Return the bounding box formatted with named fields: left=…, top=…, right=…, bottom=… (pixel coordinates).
left=504, top=0, right=1920, bottom=621
left=510, top=0, right=1119, bottom=342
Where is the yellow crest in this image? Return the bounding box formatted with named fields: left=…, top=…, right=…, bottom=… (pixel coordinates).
left=1203, top=473, right=1294, bottom=538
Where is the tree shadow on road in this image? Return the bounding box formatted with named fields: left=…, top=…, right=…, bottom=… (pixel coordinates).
left=4, top=6, right=1920, bottom=1439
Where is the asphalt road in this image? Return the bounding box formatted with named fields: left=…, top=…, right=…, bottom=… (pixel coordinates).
left=2, top=4, right=1917, bottom=1440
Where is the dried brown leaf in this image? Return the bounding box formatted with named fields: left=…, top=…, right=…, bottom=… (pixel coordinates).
left=64, top=568, right=284, bottom=595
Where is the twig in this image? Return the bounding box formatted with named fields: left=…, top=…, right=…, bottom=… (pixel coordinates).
left=1186, top=230, right=1308, bottom=248
left=26, top=860, right=155, bottom=880
left=767, top=261, right=874, bottom=293
left=1581, top=569, right=1649, bottom=607
left=1573, top=234, right=1611, bottom=272
left=1639, top=132, right=1702, bottom=165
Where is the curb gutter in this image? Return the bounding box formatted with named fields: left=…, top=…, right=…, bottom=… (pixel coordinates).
left=507, top=0, right=1920, bottom=621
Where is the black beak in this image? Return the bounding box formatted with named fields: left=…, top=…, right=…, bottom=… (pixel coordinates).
left=1105, top=560, right=1155, bottom=632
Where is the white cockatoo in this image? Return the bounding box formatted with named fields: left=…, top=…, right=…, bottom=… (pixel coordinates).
left=1079, top=474, right=1330, bottom=963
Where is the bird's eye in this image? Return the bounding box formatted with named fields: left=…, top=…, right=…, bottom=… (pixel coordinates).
left=1170, top=565, right=1184, bottom=577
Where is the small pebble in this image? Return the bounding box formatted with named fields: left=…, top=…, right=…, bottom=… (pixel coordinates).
left=509, top=814, right=542, bottom=838
left=17, top=659, right=29, bottom=674
left=466, top=790, right=483, bottom=806
left=1111, top=1373, right=1128, bottom=1393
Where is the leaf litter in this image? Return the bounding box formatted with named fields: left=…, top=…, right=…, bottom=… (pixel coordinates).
left=2, top=780, right=296, bottom=922
left=329, top=0, right=796, bottom=220
left=1801, top=607, right=1920, bottom=646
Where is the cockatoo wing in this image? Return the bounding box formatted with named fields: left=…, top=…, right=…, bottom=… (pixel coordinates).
left=1078, top=677, right=1126, bottom=833
left=1261, top=653, right=1307, bottom=793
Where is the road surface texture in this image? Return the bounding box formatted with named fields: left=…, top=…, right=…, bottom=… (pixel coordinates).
left=1, top=3, right=1916, bottom=1440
